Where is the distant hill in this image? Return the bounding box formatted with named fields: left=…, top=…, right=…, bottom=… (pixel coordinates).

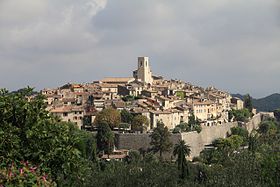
left=231, top=93, right=280, bottom=112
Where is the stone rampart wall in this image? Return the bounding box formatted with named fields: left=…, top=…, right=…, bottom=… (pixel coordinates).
left=115, top=113, right=271, bottom=159
left=181, top=122, right=237, bottom=158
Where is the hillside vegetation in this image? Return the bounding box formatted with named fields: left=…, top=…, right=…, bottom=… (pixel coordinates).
left=232, top=93, right=280, bottom=112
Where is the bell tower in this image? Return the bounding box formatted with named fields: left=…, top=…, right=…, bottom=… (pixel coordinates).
left=134, top=57, right=153, bottom=84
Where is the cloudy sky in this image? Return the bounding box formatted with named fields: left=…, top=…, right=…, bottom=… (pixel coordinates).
left=0, top=0, right=279, bottom=98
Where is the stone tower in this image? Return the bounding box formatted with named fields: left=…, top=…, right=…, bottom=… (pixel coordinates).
left=133, top=57, right=153, bottom=84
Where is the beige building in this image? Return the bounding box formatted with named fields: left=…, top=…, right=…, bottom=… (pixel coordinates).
left=191, top=101, right=217, bottom=121
left=150, top=109, right=186, bottom=129
left=118, top=82, right=144, bottom=97
left=50, top=106, right=84, bottom=129
left=231, top=97, right=244, bottom=110
left=100, top=77, right=135, bottom=85
left=133, top=57, right=153, bottom=84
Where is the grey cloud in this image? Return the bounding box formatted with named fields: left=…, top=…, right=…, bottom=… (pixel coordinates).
left=0, top=0, right=279, bottom=98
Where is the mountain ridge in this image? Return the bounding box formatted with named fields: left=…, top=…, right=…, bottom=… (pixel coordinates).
left=231, top=93, right=280, bottom=112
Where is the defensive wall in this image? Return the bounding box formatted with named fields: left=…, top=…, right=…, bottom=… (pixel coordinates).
left=115, top=113, right=274, bottom=159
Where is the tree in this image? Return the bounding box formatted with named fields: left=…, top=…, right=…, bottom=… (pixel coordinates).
left=0, top=88, right=95, bottom=186
left=94, top=108, right=121, bottom=129
left=96, top=122, right=114, bottom=155
left=188, top=113, right=202, bottom=133
left=258, top=121, right=277, bottom=136
left=150, top=122, right=173, bottom=160
left=244, top=94, right=253, bottom=112
left=248, top=130, right=259, bottom=153
left=229, top=109, right=251, bottom=122
left=173, top=140, right=191, bottom=179
left=120, top=109, right=134, bottom=124
left=273, top=109, right=280, bottom=122
left=231, top=127, right=249, bottom=144
left=131, top=115, right=149, bottom=132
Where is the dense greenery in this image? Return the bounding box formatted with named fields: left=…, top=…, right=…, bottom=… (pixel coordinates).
left=199, top=119, right=280, bottom=186
left=150, top=122, right=173, bottom=159
left=96, top=122, right=114, bottom=155
left=120, top=109, right=134, bottom=124
left=173, top=140, right=191, bottom=179
left=274, top=108, right=280, bottom=121
left=94, top=108, right=121, bottom=129
left=173, top=113, right=201, bottom=133
left=131, top=115, right=149, bottom=132
left=1, top=88, right=280, bottom=186
left=244, top=94, right=253, bottom=112
left=0, top=88, right=96, bottom=186
left=228, top=108, right=251, bottom=122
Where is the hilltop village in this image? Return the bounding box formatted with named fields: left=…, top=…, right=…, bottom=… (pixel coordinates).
left=42, top=57, right=244, bottom=130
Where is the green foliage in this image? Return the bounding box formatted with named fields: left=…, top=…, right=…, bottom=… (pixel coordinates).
left=248, top=130, right=259, bottom=153
left=273, top=108, right=280, bottom=122
left=75, top=130, right=97, bottom=162
left=231, top=127, right=248, bottom=138
left=172, top=126, right=181, bottom=134
left=213, top=135, right=243, bottom=151
left=120, top=109, right=134, bottom=124
left=94, top=108, right=121, bottom=129
left=194, top=125, right=202, bottom=133
left=258, top=120, right=277, bottom=135
left=0, top=88, right=96, bottom=186
left=127, top=150, right=142, bottom=164
left=150, top=122, right=173, bottom=159
left=0, top=161, right=55, bottom=186
left=96, top=122, right=114, bottom=154
left=187, top=113, right=202, bottom=133
left=90, top=160, right=179, bottom=187
left=131, top=115, right=149, bottom=132
left=230, top=127, right=249, bottom=145
left=175, top=91, right=185, bottom=99
left=173, top=121, right=202, bottom=134
left=119, top=123, right=130, bottom=130
left=175, top=123, right=187, bottom=132
left=199, top=119, right=280, bottom=186
left=229, top=108, right=251, bottom=122
left=244, top=94, right=253, bottom=112
left=173, top=140, right=191, bottom=179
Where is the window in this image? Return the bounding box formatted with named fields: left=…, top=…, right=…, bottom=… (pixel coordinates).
left=63, top=112, right=68, bottom=117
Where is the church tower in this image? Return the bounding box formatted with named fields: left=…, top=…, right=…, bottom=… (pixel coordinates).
left=133, top=57, right=153, bottom=84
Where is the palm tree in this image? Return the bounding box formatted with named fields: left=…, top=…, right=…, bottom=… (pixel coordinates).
left=173, top=140, right=191, bottom=179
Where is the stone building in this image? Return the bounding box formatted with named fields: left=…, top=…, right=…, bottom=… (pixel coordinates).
left=133, top=57, right=153, bottom=84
